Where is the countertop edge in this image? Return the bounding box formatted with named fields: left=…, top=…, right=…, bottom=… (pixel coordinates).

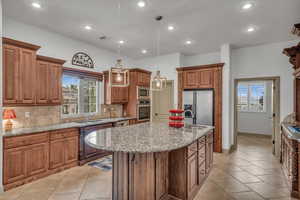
left=282, top=123, right=300, bottom=142
left=3, top=117, right=136, bottom=137
left=85, top=125, right=214, bottom=153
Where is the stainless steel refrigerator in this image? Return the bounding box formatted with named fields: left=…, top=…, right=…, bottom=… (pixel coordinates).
left=183, top=90, right=214, bottom=125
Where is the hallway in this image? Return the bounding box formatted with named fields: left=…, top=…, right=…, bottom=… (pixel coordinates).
left=196, top=134, right=294, bottom=200
left=0, top=134, right=295, bottom=200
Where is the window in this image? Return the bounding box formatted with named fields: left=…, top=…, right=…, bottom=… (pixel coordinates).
left=237, top=82, right=266, bottom=112
left=62, top=73, right=100, bottom=116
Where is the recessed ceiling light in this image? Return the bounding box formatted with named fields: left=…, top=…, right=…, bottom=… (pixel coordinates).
left=247, top=26, right=255, bottom=32
left=85, top=25, right=92, bottom=30
left=185, top=40, right=192, bottom=45
left=118, top=40, right=125, bottom=44
left=242, top=2, right=253, bottom=10
left=168, top=25, right=175, bottom=31
left=137, top=1, right=146, bottom=8
left=142, top=49, right=147, bottom=54
left=32, top=2, right=41, bottom=8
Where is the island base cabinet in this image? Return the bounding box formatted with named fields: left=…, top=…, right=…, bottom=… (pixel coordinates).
left=113, top=152, right=168, bottom=200
left=112, top=133, right=213, bottom=200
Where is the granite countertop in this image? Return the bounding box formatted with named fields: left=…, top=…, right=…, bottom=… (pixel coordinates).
left=85, top=122, right=214, bottom=153
left=3, top=117, right=135, bottom=137
left=282, top=123, right=300, bottom=141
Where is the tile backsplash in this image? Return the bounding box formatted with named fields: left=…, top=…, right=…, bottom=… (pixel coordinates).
left=4, top=104, right=123, bottom=129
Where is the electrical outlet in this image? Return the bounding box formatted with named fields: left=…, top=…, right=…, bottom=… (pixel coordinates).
left=25, top=112, right=31, bottom=118
left=103, top=108, right=107, bottom=113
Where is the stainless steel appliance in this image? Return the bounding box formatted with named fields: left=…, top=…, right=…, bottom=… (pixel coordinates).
left=137, top=99, right=151, bottom=121
left=183, top=90, right=214, bottom=125
left=137, top=86, right=150, bottom=99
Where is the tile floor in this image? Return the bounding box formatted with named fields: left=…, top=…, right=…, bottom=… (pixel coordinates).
left=0, top=134, right=297, bottom=200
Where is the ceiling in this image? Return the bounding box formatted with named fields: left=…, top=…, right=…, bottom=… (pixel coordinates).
left=3, top=0, right=300, bottom=59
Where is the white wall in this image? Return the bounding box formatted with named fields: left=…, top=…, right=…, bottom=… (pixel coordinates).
left=237, top=81, right=273, bottom=135
left=181, top=52, right=220, bottom=67
left=3, top=17, right=135, bottom=72
left=231, top=40, right=298, bottom=122
left=134, top=53, right=181, bottom=108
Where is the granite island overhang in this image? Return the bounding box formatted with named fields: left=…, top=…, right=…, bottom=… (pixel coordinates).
left=85, top=122, right=214, bottom=200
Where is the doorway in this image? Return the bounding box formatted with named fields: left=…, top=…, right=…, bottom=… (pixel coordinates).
left=233, top=77, right=280, bottom=157
left=151, top=80, right=174, bottom=122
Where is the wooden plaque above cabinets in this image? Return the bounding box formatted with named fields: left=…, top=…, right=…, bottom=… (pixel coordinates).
left=177, top=63, right=224, bottom=153
left=2, top=38, right=66, bottom=106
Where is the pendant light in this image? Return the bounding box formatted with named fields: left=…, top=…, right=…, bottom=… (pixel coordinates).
left=109, top=0, right=129, bottom=87
left=151, top=16, right=167, bottom=91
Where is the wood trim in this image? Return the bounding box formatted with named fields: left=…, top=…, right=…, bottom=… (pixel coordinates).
left=129, top=68, right=152, bottom=74
left=2, top=37, right=41, bottom=51
left=176, top=63, right=224, bottom=71
left=36, top=55, right=66, bottom=65
left=63, top=67, right=103, bottom=81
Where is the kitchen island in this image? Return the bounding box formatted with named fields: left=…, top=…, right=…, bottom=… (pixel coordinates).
left=86, top=122, right=214, bottom=200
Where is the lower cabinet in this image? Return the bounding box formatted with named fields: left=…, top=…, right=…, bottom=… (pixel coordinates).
left=187, top=153, right=198, bottom=199
left=3, top=128, right=79, bottom=191
left=4, top=142, right=49, bottom=186
left=49, top=135, right=78, bottom=169
left=169, top=131, right=214, bottom=200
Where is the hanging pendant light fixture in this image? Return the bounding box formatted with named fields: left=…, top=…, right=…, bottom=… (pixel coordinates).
left=151, top=16, right=167, bottom=91
left=109, top=0, right=129, bottom=87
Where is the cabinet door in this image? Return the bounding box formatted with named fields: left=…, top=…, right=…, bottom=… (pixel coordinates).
left=64, top=136, right=79, bottom=164
left=19, top=48, right=36, bottom=104
left=199, top=70, right=213, bottom=88
left=155, top=152, right=169, bottom=200
left=49, top=139, right=65, bottom=169
left=3, top=147, right=26, bottom=184
left=206, top=133, right=214, bottom=173
left=36, top=61, right=49, bottom=104
left=48, top=64, right=62, bottom=104
left=187, top=153, right=198, bottom=198
left=25, top=143, right=49, bottom=177
left=183, top=71, right=199, bottom=89
left=3, top=45, right=20, bottom=104
left=121, top=87, right=129, bottom=102
left=198, top=161, right=206, bottom=186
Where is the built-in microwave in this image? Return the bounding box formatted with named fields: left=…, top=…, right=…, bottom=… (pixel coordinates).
left=137, top=86, right=150, bottom=99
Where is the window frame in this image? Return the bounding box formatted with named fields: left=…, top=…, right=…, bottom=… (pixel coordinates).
left=237, top=81, right=267, bottom=113
left=61, top=72, right=102, bottom=118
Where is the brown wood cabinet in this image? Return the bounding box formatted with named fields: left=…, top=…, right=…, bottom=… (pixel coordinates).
left=103, top=71, right=129, bottom=104
left=168, top=132, right=214, bottom=200
left=36, top=55, right=65, bottom=105
left=3, top=38, right=66, bottom=106
left=49, top=128, right=79, bottom=169
left=3, top=38, right=41, bottom=106
left=3, top=128, right=79, bottom=191
left=125, top=68, right=151, bottom=118
left=177, top=64, right=223, bottom=153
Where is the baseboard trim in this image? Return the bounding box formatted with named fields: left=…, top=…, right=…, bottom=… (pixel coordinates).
left=222, top=145, right=235, bottom=154
left=238, top=132, right=272, bottom=138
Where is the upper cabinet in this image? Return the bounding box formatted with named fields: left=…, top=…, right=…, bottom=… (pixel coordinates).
left=3, top=38, right=66, bottom=106
left=137, top=71, right=151, bottom=87
left=182, top=69, right=214, bottom=89
left=103, top=71, right=129, bottom=104
left=3, top=38, right=40, bottom=105
left=36, top=55, right=65, bottom=105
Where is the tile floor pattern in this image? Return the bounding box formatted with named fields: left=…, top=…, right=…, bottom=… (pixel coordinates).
left=0, top=134, right=298, bottom=200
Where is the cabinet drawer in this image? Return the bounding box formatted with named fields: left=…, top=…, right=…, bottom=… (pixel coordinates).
left=4, top=132, right=49, bottom=149
left=50, top=128, right=79, bottom=141
left=188, top=142, right=198, bottom=157
left=198, top=136, right=206, bottom=149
